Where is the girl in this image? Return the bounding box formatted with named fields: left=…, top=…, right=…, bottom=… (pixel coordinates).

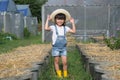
left=45, top=9, right=76, bottom=78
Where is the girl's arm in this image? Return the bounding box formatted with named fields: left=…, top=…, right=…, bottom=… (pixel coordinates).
left=44, top=15, right=51, bottom=30
left=69, top=17, right=76, bottom=33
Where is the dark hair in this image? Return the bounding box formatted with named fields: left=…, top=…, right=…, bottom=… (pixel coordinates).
left=54, top=13, right=66, bottom=26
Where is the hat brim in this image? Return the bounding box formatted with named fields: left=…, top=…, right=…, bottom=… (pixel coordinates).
left=50, top=9, right=71, bottom=22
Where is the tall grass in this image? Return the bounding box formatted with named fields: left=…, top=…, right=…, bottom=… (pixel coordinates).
left=39, top=46, right=92, bottom=80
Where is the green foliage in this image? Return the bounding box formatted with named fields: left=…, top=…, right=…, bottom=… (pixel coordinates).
left=14, top=0, right=47, bottom=22
left=3, top=33, right=18, bottom=40
left=24, top=27, right=31, bottom=38
left=104, top=37, right=120, bottom=50
left=114, top=38, right=120, bottom=49
left=0, top=32, right=18, bottom=44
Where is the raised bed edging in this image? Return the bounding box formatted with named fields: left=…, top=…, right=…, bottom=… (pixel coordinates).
left=0, top=71, right=33, bottom=80
left=77, top=45, right=103, bottom=80
left=101, top=73, right=115, bottom=80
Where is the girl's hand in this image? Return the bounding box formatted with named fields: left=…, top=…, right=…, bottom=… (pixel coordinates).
left=45, top=15, right=51, bottom=30
left=47, top=15, right=51, bottom=21
left=70, top=17, right=75, bottom=24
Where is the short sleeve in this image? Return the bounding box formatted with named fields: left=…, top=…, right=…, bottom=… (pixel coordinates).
left=50, top=25, right=54, bottom=31
left=65, top=26, right=70, bottom=32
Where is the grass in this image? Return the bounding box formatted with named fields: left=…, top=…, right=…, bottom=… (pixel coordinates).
left=0, top=34, right=44, bottom=54
left=39, top=46, right=92, bottom=80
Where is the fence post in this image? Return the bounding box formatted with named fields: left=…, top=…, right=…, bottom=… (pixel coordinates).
left=107, top=4, right=110, bottom=38
left=42, top=5, right=45, bottom=42
left=83, top=0, right=87, bottom=42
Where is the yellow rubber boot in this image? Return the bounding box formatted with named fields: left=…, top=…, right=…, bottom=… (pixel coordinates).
left=63, top=70, right=68, bottom=77
left=56, top=70, right=62, bottom=78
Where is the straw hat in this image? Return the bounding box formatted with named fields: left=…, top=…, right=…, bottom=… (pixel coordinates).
left=50, top=9, right=71, bottom=22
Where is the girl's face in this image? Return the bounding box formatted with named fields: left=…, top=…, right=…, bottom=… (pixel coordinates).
left=55, top=19, right=65, bottom=26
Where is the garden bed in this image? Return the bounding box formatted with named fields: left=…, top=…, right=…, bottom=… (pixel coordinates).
left=0, top=44, right=51, bottom=79
left=77, top=43, right=120, bottom=80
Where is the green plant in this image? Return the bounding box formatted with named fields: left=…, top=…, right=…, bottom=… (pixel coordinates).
left=3, top=33, right=18, bottom=40
left=0, top=32, right=18, bottom=44
left=24, top=27, right=31, bottom=38
left=104, top=37, right=120, bottom=50
left=113, top=38, right=120, bottom=49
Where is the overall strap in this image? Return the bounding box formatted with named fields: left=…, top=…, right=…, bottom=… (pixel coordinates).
left=55, top=25, right=66, bottom=36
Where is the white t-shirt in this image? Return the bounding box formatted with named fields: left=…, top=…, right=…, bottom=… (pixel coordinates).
left=50, top=25, right=70, bottom=45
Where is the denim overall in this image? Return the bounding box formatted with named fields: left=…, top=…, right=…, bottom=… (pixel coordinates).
left=53, top=25, right=67, bottom=49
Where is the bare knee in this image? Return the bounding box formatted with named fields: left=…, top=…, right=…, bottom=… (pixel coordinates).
left=62, top=56, right=67, bottom=66
left=63, top=61, right=67, bottom=66
left=54, top=57, right=59, bottom=64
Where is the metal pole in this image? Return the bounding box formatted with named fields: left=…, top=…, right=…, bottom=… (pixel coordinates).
left=3, top=12, right=6, bottom=32
left=24, top=16, right=27, bottom=27
left=113, top=9, right=117, bottom=37
left=42, top=5, right=45, bottom=42
left=113, top=12, right=115, bottom=37
left=107, top=4, right=110, bottom=38
left=84, top=0, right=87, bottom=41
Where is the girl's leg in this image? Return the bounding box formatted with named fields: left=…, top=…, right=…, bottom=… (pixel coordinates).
left=54, top=56, right=60, bottom=71
left=61, top=56, right=67, bottom=70
left=54, top=56, right=62, bottom=77
left=61, top=56, right=68, bottom=77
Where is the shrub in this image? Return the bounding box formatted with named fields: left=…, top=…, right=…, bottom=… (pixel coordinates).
left=24, top=27, right=31, bottom=38
left=0, top=32, right=18, bottom=44
left=104, top=37, right=120, bottom=50
left=3, top=33, right=18, bottom=40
